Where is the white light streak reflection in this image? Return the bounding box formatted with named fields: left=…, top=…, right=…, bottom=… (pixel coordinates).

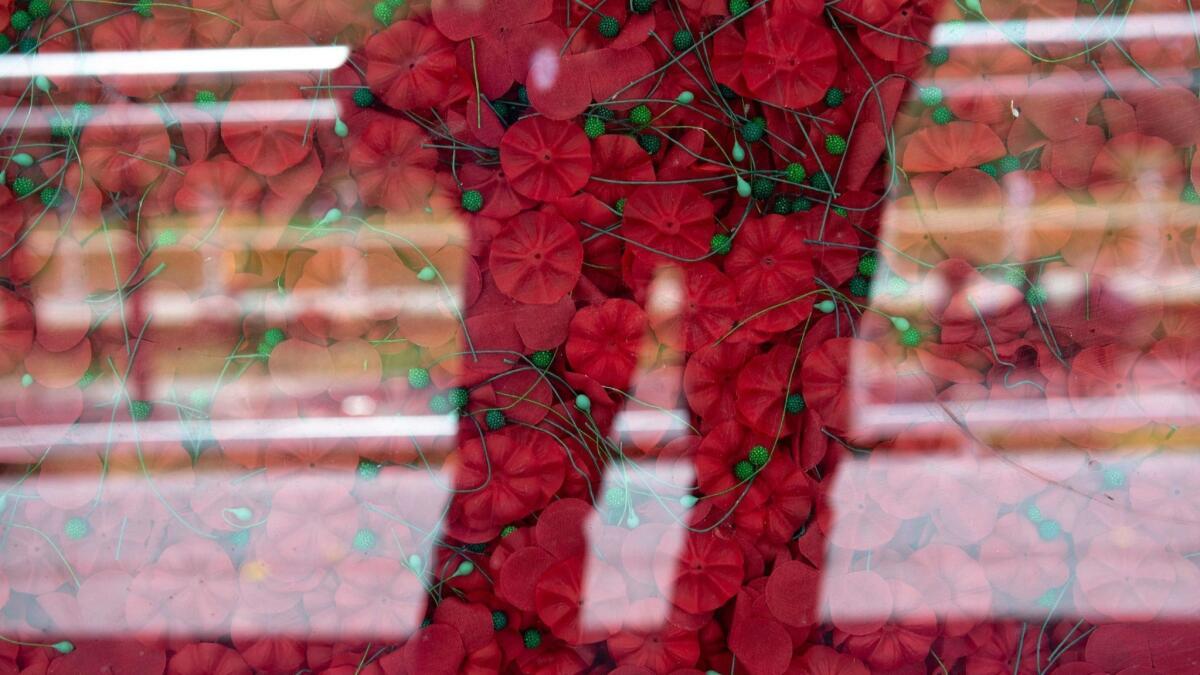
left=0, top=46, right=348, bottom=79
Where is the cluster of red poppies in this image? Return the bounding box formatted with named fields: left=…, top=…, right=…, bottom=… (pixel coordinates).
left=0, top=0, right=1198, bottom=672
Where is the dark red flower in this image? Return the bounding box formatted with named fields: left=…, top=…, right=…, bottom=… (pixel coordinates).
left=566, top=298, right=648, bottom=389
left=741, top=13, right=838, bottom=108
left=79, top=105, right=171, bottom=192
left=489, top=210, right=583, bottom=305
left=348, top=117, right=437, bottom=213
left=365, top=21, right=458, bottom=110
left=654, top=532, right=743, bottom=614
left=499, top=116, right=592, bottom=201
left=621, top=184, right=715, bottom=260
left=535, top=556, right=628, bottom=643
left=446, top=426, right=565, bottom=541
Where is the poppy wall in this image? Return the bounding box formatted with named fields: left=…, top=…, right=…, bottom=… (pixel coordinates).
left=0, top=0, right=1198, bottom=673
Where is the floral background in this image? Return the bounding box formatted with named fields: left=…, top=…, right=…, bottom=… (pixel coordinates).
left=0, top=0, right=1197, bottom=672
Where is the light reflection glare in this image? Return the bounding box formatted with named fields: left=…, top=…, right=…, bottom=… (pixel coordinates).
left=0, top=46, right=349, bottom=78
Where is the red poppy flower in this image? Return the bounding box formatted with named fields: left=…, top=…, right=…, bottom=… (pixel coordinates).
left=566, top=298, right=648, bottom=389
left=819, top=460, right=901, bottom=550
left=735, top=342, right=803, bottom=436
left=913, top=170, right=1012, bottom=264
left=979, top=513, right=1070, bottom=603
left=728, top=585, right=793, bottom=675
left=900, top=121, right=1007, bottom=173
left=125, top=540, right=239, bottom=637
left=802, top=338, right=898, bottom=435
left=962, top=621, right=1048, bottom=675
left=348, top=117, right=437, bottom=213
left=497, top=546, right=557, bottom=612
left=654, top=532, right=743, bottom=614
left=527, top=44, right=656, bottom=121
left=334, top=557, right=427, bottom=638
left=499, top=116, right=592, bottom=201
left=489, top=210, right=583, bottom=305
left=78, top=106, right=171, bottom=193
left=1075, top=530, right=1176, bottom=621
left=684, top=341, right=756, bottom=426
left=725, top=215, right=817, bottom=334
left=1067, top=344, right=1145, bottom=434
left=0, top=523, right=72, bottom=594
left=265, top=481, right=358, bottom=565
left=607, top=599, right=700, bottom=671
left=220, top=82, right=317, bottom=177
left=833, top=578, right=937, bottom=671
left=621, top=184, right=715, bottom=260
left=400, top=624, right=466, bottom=675
left=646, top=263, right=738, bottom=353
left=173, top=155, right=264, bottom=225
left=586, top=135, right=656, bottom=205
left=447, top=426, right=565, bottom=541
left=167, top=643, right=251, bottom=675
left=1089, top=132, right=1184, bottom=204
left=440, top=0, right=562, bottom=99
left=763, top=560, right=821, bottom=629
left=462, top=272, right=575, bottom=381
left=1129, top=454, right=1200, bottom=549
left=864, top=0, right=936, bottom=63
left=365, top=21, right=458, bottom=110
left=1041, top=267, right=1162, bottom=349
left=741, top=14, right=838, bottom=108
left=921, top=259, right=1030, bottom=344
left=1131, top=338, right=1200, bottom=424
left=535, top=556, right=628, bottom=643
left=901, top=544, right=992, bottom=637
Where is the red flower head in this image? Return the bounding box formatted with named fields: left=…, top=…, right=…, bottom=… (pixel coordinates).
left=535, top=556, right=629, bottom=644
left=489, top=210, right=584, bottom=305
left=654, top=531, right=744, bottom=614
left=741, top=11, right=838, bottom=108
left=900, top=121, right=1007, bottom=174
left=446, top=426, right=566, bottom=541
left=684, top=336, right=756, bottom=429
left=802, top=338, right=898, bottom=436
left=622, top=184, right=715, bottom=260
left=831, top=577, right=937, bottom=671
left=1089, top=132, right=1184, bottom=204
left=221, top=82, right=316, bottom=177
left=724, top=215, right=816, bottom=336
left=333, top=557, right=428, bottom=638
left=79, top=105, right=171, bottom=193
left=432, top=0, right=560, bottom=97
left=125, top=540, right=240, bottom=638
left=348, top=117, right=437, bottom=213
left=365, top=21, right=458, bottom=110
left=734, top=342, right=805, bottom=437
left=566, top=298, right=648, bottom=390
left=586, top=135, right=655, bottom=205
left=499, top=116, right=593, bottom=201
